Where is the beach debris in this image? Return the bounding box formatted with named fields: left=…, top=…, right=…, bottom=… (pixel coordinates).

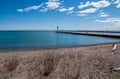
left=112, top=43, right=117, bottom=52
left=113, top=67, right=120, bottom=72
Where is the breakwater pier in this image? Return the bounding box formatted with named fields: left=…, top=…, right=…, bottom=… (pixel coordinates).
left=56, top=31, right=120, bottom=38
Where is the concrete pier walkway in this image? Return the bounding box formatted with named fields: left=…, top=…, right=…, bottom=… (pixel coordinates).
left=56, top=31, right=120, bottom=38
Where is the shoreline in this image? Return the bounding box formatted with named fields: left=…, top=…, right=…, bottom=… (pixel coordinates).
left=0, top=41, right=120, bottom=52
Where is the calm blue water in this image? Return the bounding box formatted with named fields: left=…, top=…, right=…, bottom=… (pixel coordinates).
left=0, top=31, right=120, bottom=48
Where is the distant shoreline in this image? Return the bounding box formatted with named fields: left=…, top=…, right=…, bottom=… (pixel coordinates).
left=0, top=42, right=119, bottom=52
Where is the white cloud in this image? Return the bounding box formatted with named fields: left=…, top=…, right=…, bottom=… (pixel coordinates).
left=17, top=4, right=43, bottom=12
left=78, top=1, right=91, bottom=9
left=96, top=18, right=120, bottom=28
left=96, top=18, right=120, bottom=23
left=113, top=0, right=120, bottom=4
left=66, top=11, right=74, bottom=14
left=46, top=0, right=61, bottom=9
left=17, top=9, right=23, bottom=12
left=98, top=12, right=109, bottom=17
left=59, top=7, right=74, bottom=14
left=91, top=0, right=110, bottom=8
left=113, top=0, right=120, bottom=8
left=68, top=7, right=74, bottom=11
left=59, top=7, right=74, bottom=12
left=77, top=8, right=97, bottom=14
left=17, top=0, right=112, bottom=18
left=59, top=8, right=67, bottom=12
left=77, top=0, right=110, bottom=16
left=24, top=5, right=43, bottom=12
left=49, top=0, right=60, bottom=1
left=17, top=0, right=61, bottom=12
left=40, top=7, right=48, bottom=12
left=116, top=3, right=120, bottom=8
left=77, top=13, right=87, bottom=16
left=78, top=0, right=110, bottom=9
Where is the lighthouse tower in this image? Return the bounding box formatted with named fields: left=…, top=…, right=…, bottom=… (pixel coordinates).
left=57, top=26, right=59, bottom=31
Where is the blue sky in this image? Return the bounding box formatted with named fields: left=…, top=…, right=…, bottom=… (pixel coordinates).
left=0, top=0, right=120, bottom=30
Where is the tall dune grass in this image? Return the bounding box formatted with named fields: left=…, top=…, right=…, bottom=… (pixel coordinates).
left=0, top=44, right=120, bottom=79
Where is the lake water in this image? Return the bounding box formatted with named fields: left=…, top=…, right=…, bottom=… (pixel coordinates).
left=0, top=31, right=120, bottom=48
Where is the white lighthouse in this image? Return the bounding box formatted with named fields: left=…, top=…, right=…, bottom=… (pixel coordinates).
left=57, top=26, right=59, bottom=31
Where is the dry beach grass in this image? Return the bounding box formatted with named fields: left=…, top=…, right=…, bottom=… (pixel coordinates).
left=0, top=43, right=120, bottom=79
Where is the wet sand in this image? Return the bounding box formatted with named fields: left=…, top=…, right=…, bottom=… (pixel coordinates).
left=0, top=43, right=120, bottom=79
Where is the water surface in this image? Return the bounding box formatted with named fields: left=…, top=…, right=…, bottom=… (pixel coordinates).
left=0, top=31, right=119, bottom=48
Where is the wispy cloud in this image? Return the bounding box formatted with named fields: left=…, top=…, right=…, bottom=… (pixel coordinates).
left=117, top=4, right=120, bottom=8
left=66, top=10, right=74, bottom=14
left=46, top=0, right=61, bottom=9
left=78, top=1, right=91, bottom=9
left=113, top=0, right=120, bottom=8
left=17, top=0, right=61, bottom=12
left=17, top=0, right=120, bottom=18
left=96, top=18, right=120, bottom=27
left=77, top=13, right=87, bottom=16
left=39, top=6, right=48, bottom=12
left=77, top=0, right=110, bottom=17
left=98, top=12, right=109, bottom=17
left=17, top=4, right=43, bottom=12
left=91, top=0, right=110, bottom=9
left=17, top=9, right=24, bottom=12
left=96, top=18, right=120, bottom=23
left=78, top=0, right=110, bottom=9
left=17, top=0, right=75, bottom=14
left=77, top=8, right=97, bottom=14
left=113, top=0, right=120, bottom=4
left=59, top=7, right=74, bottom=13
left=25, top=5, right=43, bottom=12
left=59, top=8, right=68, bottom=12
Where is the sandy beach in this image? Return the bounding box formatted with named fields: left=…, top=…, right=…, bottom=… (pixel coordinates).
left=0, top=43, right=120, bottom=79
